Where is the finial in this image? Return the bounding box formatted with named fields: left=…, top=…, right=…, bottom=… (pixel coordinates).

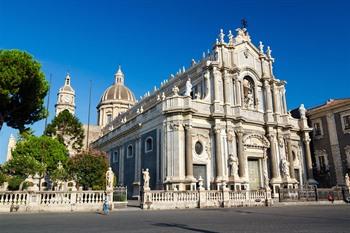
left=114, top=65, right=125, bottom=84
left=191, top=59, right=196, bottom=66
left=259, top=41, right=264, bottom=54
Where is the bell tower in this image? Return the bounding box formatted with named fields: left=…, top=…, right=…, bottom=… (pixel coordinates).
left=55, top=73, right=76, bottom=116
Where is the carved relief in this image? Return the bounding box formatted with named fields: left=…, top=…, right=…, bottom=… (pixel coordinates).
left=168, top=122, right=182, bottom=131
left=192, top=132, right=211, bottom=162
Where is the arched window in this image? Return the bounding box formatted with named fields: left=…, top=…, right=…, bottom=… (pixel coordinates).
left=145, top=137, right=153, bottom=153
left=242, top=76, right=255, bottom=109
left=127, top=145, right=133, bottom=158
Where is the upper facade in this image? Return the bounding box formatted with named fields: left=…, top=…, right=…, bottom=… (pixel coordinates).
left=97, top=66, right=136, bottom=128
left=97, top=27, right=298, bottom=136
left=307, top=98, right=350, bottom=187
left=55, top=73, right=76, bottom=116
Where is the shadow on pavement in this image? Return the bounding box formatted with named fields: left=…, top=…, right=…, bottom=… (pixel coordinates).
left=152, top=223, right=220, bottom=233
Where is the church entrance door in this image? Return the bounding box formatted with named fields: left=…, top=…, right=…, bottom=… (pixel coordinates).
left=248, top=159, right=261, bottom=190
left=193, top=164, right=207, bottom=189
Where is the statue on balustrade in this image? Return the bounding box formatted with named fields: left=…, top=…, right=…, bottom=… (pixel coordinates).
left=142, top=168, right=150, bottom=191
left=106, top=167, right=115, bottom=191
left=185, top=78, right=192, bottom=96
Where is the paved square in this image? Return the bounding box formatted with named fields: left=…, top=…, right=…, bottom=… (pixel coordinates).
left=1, top=205, right=350, bottom=233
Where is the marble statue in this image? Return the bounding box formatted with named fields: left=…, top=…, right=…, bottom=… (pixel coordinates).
left=143, top=168, right=150, bottom=191
left=185, top=78, right=192, bottom=96
left=345, top=173, right=350, bottom=188
left=228, top=154, right=238, bottom=177
left=281, top=158, right=290, bottom=178
left=106, top=167, right=115, bottom=191
left=299, top=104, right=306, bottom=118
left=243, top=79, right=254, bottom=109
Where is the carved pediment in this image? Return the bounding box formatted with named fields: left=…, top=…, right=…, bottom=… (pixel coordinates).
left=243, top=134, right=270, bottom=149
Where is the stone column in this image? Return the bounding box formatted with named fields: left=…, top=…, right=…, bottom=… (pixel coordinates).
left=213, top=67, right=220, bottom=102
left=223, top=70, right=232, bottom=105
left=271, top=83, right=279, bottom=114
left=268, top=134, right=279, bottom=180
left=215, top=127, right=223, bottom=180
left=185, top=125, right=194, bottom=179
left=236, top=129, right=246, bottom=178
left=286, top=137, right=295, bottom=179
left=264, top=80, right=273, bottom=113
left=234, top=77, right=241, bottom=106
left=304, top=137, right=315, bottom=182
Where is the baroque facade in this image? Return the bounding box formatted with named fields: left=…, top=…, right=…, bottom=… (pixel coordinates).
left=91, top=26, right=315, bottom=198
left=307, top=98, right=350, bottom=187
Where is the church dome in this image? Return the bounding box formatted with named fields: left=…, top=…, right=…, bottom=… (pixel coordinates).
left=100, top=83, right=136, bottom=103
left=99, top=66, right=136, bottom=104
left=97, top=66, right=136, bottom=128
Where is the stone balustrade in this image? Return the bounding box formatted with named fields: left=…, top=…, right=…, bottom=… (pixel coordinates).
left=0, top=190, right=112, bottom=213
left=142, top=189, right=272, bottom=210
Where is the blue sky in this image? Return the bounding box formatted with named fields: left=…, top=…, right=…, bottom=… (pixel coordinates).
left=0, top=0, right=349, bottom=163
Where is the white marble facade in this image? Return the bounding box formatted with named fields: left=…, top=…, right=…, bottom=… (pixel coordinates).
left=91, top=26, right=315, bottom=195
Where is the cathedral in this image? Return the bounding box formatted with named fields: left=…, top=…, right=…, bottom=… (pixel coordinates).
left=51, top=25, right=316, bottom=199
left=86, top=25, right=316, bottom=199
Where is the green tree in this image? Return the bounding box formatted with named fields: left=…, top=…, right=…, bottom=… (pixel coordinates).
left=50, top=163, right=70, bottom=182
left=44, top=109, right=85, bottom=154
left=68, top=150, right=108, bottom=190
left=0, top=166, right=7, bottom=186
left=9, top=135, right=69, bottom=175
left=3, top=155, right=46, bottom=178
left=0, top=50, right=49, bottom=132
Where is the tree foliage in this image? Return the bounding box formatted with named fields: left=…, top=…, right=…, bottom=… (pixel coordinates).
left=8, top=135, right=69, bottom=175
left=68, top=150, right=108, bottom=190
left=44, top=110, right=85, bottom=154
left=0, top=49, right=49, bottom=132
left=50, top=164, right=70, bottom=182
left=4, top=155, right=46, bottom=178
left=0, top=166, right=7, bottom=186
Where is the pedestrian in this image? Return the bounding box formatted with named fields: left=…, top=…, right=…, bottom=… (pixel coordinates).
left=103, top=191, right=110, bottom=215
left=327, top=192, right=334, bottom=204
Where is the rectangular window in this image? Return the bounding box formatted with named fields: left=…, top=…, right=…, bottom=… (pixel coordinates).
left=319, top=156, right=326, bottom=171
left=314, top=122, right=322, bottom=136
left=343, top=115, right=350, bottom=130
left=113, top=151, right=118, bottom=163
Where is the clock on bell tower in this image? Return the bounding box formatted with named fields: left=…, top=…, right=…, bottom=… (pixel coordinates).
left=55, top=73, right=76, bottom=116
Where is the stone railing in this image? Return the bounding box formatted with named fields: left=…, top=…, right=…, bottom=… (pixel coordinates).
left=142, top=189, right=272, bottom=210
left=0, top=190, right=112, bottom=213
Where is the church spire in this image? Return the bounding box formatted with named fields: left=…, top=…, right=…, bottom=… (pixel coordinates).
left=65, top=73, right=71, bottom=86
left=114, top=65, right=124, bottom=85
